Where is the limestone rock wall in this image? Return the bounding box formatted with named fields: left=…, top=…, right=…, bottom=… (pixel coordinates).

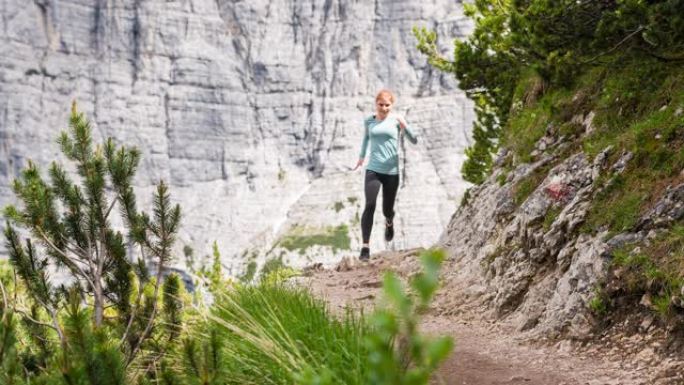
left=0, top=0, right=474, bottom=272
left=438, top=127, right=684, bottom=338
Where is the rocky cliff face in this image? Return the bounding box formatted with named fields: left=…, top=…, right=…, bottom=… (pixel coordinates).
left=0, top=0, right=474, bottom=272
left=439, top=122, right=684, bottom=338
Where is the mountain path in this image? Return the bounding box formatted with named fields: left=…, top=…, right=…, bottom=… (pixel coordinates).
left=299, top=249, right=662, bottom=385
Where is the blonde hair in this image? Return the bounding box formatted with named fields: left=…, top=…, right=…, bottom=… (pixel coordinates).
left=375, top=89, right=395, bottom=103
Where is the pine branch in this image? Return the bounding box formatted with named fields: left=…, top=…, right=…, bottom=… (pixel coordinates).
left=36, top=227, right=96, bottom=291
left=104, top=199, right=117, bottom=221
left=125, top=181, right=180, bottom=367
left=120, top=250, right=149, bottom=351
left=125, top=263, right=164, bottom=367
left=119, top=269, right=145, bottom=347
left=583, top=26, right=645, bottom=64
left=13, top=307, right=59, bottom=333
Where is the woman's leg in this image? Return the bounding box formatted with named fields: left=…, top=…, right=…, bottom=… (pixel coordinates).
left=381, top=173, right=400, bottom=223
left=361, top=171, right=382, bottom=244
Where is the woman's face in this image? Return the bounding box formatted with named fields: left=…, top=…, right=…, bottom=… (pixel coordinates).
left=375, top=95, right=393, bottom=119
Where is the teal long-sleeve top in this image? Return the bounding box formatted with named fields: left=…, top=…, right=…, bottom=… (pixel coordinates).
left=358, top=115, right=419, bottom=175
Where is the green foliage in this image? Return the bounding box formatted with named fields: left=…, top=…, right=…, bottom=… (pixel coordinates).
left=652, top=294, right=672, bottom=317
left=168, top=249, right=452, bottom=385
left=365, top=249, right=453, bottom=385
left=415, top=0, right=684, bottom=184
left=240, top=261, right=258, bottom=283
left=278, top=224, right=351, bottom=254
left=586, top=175, right=645, bottom=234
left=607, top=227, right=684, bottom=319
left=505, top=85, right=577, bottom=161
left=258, top=254, right=300, bottom=285
left=194, top=242, right=231, bottom=298
left=333, top=201, right=345, bottom=213
left=173, top=329, right=227, bottom=385
left=512, top=164, right=551, bottom=207
left=543, top=206, right=562, bottom=232
left=209, top=241, right=224, bottom=292
left=183, top=245, right=195, bottom=272
left=513, top=177, right=538, bottom=207
left=495, top=172, right=507, bottom=186
left=59, top=289, right=127, bottom=385
left=0, top=273, right=23, bottom=385
left=195, top=283, right=370, bottom=385
left=581, top=64, right=684, bottom=234
left=588, top=287, right=608, bottom=316
left=1, top=103, right=184, bottom=383
left=259, top=255, right=301, bottom=284
left=162, top=274, right=184, bottom=341
left=459, top=188, right=471, bottom=209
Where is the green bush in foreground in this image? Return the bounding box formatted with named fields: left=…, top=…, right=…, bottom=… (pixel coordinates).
left=171, top=249, right=453, bottom=385
left=1, top=104, right=184, bottom=384
left=365, top=249, right=453, bottom=385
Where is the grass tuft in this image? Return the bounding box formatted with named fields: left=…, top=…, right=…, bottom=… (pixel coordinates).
left=203, top=283, right=370, bottom=385
left=278, top=225, right=351, bottom=254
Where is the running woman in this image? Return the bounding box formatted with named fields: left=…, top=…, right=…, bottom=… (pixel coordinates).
left=352, top=89, right=418, bottom=261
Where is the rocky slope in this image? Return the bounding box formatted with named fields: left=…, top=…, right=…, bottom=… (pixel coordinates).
left=0, top=0, right=474, bottom=272
left=438, top=120, right=684, bottom=339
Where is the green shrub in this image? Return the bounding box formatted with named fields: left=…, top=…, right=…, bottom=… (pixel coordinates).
left=459, top=188, right=471, bottom=208
left=543, top=206, right=562, bottom=231
left=652, top=295, right=672, bottom=318
left=364, top=249, right=453, bottom=385
left=2, top=104, right=184, bottom=384
left=588, top=289, right=608, bottom=316
left=194, top=283, right=369, bottom=385
left=333, top=201, right=345, bottom=213
left=172, top=249, right=453, bottom=385
left=416, top=1, right=684, bottom=184
left=512, top=164, right=551, bottom=207
left=278, top=225, right=351, bottom=254
left=240, top=261, right=258, bottom=283
left=496, top=172, right=507, bottom=186
left=607, top=228, right=684, bottom=320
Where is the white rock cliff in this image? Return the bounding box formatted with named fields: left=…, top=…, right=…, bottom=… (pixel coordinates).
left=0, top=0, right=474, bottom=274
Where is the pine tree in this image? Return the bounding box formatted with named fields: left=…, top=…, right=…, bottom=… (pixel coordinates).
left=414, top=0, right=684, bottom=184
left=2, top=102, right=183, bottom=383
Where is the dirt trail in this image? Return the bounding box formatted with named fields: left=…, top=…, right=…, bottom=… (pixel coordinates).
left=300, top=250, right=655, bottom=385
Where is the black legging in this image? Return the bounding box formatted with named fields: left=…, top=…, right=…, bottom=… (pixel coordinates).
left=361, top=170, right=399, bottom=244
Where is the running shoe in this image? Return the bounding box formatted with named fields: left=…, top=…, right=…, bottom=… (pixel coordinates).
left=359, top=247, right=370, bottom=261
left=384, top=221, right=394, bottom=242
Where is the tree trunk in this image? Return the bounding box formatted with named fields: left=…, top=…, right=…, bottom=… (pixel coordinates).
left=93, top=279, right=104, bottom=327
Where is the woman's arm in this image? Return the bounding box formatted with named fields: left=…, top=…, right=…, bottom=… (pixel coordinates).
left=395, top=115, right=418, bottom=144
left=353, top=120, right=370, bottom=170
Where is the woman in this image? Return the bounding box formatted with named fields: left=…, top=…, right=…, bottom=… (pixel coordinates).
left=353, top=89, right=418, bottom=261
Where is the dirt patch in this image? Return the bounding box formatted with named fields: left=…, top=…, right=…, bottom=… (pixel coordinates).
left=298, top=250, right=683, bottom=385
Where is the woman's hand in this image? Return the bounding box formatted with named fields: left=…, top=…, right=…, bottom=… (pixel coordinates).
left=352, top=158, right=364, bottom=171
left=392, top=113, right=408, bottom=130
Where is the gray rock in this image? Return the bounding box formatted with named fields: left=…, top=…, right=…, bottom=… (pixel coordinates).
left=610, top=151, right=634, bottom=174
left=583, top=111, right=596, bottom=134
left=636, top=183, right=684, bottom=231
left=606, top=233, right=642, bottom=249
left=437, top=142, right=626, bottom=338
left=440, top=131, right=680, bottom=338
left=0, top=0, right=474, bottom=271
